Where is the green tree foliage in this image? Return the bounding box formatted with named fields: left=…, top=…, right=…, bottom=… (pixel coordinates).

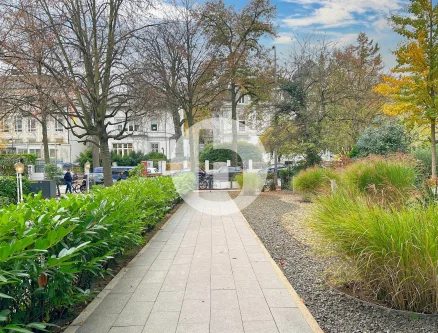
left=355, top=117, right=410, bottom=157
left=0, top=154, right=37, bottom=176
left=0, top=176, right=31, bottom=206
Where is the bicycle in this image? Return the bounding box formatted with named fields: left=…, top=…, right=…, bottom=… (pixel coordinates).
left=73, top=180, right=87, bottom=193
left=199, top=175, right=212, bottom=190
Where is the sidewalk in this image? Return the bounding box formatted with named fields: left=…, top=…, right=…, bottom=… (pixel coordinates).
left=67, top=192, right=322, bottom=333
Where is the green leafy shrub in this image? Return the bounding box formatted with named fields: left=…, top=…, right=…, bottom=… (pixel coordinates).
left=44, top=163, right=63, bottom=180
left=0, top=176, right=31, bottom=206
left=0, top=177, right=179, bottom=330
left=0, top=154, right=37, bottom=176
left=312, top=191, right=438, bottom=313
left=293, top=167, right=338, bottom=194
left=234, top=173, right=262, bottom=195
left=129, top=163, right=146, bottom=178
left=340, top=156, right=416, bottom=202
left=172, top=172, right=195, bottom=196
left=199, top=141, right=263, bottom=164
left=355, top=116, right=410, bottom=157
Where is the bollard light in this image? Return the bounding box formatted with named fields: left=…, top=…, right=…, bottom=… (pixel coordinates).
left=14, top=161, right=24, bottom=203
left=84, top=161, right=90, bottom=192
left=84, top=161, right=91, bottom=170
left=14, top=162, right=24, bottom=174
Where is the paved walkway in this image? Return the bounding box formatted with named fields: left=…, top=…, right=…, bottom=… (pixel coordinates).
left=67, top=192, right=321, bottom=333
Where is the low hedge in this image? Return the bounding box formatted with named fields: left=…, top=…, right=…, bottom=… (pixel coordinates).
left=0, top=176, right=180, bottom=332
left=0, top=176, right=31, bottom=207
left=293, top=166, right=339, bottom=194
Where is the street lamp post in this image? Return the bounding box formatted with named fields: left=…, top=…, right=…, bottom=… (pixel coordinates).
left=84, top=161, right=91, bottom=192
left=14, top=161, right=24, bottom=203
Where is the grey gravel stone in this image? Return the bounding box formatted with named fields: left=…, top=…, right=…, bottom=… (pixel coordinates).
left=239, top=194, right=438, bottom=333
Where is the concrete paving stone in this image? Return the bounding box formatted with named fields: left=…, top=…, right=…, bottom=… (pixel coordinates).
left=179, top=299, right=210, bottom=323
left=270, top=308, right=313, bottom=333
left=111, top=278, right=142, bottom=294
left=93, top=293, right=131, bottom=314
left=211, top=263, right=232, bottom=276
left=161, top=278, right=188, bottom=292
left=210, top=308, right=244, bottom=333
left=184, top=283, right=211, bottom=300
left=131, top=255, right=156, bottom=267
left=243, top=320, right=279, bottom=333
left=142, top=311, right=179, bottom=333
left=152, top=291, right=184, bottom=312
left=113, top=301, right=154, bottom=326
left=76, top=312, right=116, bottom=333
left=161, top=245, right=181, bottom=252
left=256, top=274, right=286, bottom=289
left=211, top=274, right=235, bottom=290
left=148, top=241, right=167, bottom=250
left=149, top=259, right=173, bottom=271
left=176, top=322, right=210, bottom=333
left=230, top=257, right=252, bottom=268
left=142, top=270, right=168, bottom=284
left=252, top=262, right=276, bottom=275
left=109, top=326, right=143, bottom=333
left=130, top=283, right=162, bottom=302
left=187, top=269, right=211, bottom=284
left=191, top=258, right=211, bottom=270
left=263, top=289, right=298, bottom=308
left=123, top=265, right=151, bottom=279
left=244, top=245, right=264, bottom=254
left=156, top=251, right=177, bottom=260
left=247, top=252, right=269, bottom=262
left=212, top=246, right=229, bottom=254
left=211, top=253, right=230, bottom=263
left=236, top=285, right=264, bottom=298
left=176, top=247, right=195, bottom=255
left=234, top=278, right=261, bottom=290
left=211, top=289, right=239, bottom=310
left=232, top=267, right=257, bottom=281
left=166, top=264, right=191, bottom=280
left=172, top=254, right=193, bottom=265
left=238, top=296, right=273, bottom=321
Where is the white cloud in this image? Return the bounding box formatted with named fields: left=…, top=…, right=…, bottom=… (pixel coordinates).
left=274, top=35, right=294, bottom=45
left=281, top=0, right=406, bottom=29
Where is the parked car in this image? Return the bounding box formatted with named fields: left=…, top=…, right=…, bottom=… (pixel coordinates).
left=147, top=168, right=160, bottom=174
left=214, top=166, right=242, bottom=181
left=87, top=173, right=105, bottom=185
left=259, top=164, right=287, bottom=174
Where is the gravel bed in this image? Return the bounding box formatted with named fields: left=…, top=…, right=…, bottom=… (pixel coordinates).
left=238, top=192, right=438, bottom=333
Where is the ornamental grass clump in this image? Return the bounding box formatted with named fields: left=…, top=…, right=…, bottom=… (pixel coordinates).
left=234, top=173, right=262, bottom=195
left=293, top=166, right=338, bottom=195
left=340, top=155, right=417, bottom=204
left=311, top=191, right=438, bottom=313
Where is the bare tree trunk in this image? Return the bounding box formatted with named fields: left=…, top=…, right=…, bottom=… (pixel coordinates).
left=172, top=109, right=184, bottom=159
left=431, top=119, right=437, bottom=179
left=100, top=137, right=113, bottom=187
left=92, top=136, right=100, bottom=170
left=187, top=112, right=196, bottom=172
left=231, top=83, right=238, bottom=166
left=41, top=118, right=50, bottom=164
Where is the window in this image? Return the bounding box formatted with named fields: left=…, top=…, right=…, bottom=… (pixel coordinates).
left=112, top=143, right=133, bottom=156
left=29, top=148, right=41, bottom=158
left=237, top=95, right=245, bottom=104
left=49, top=149, right=56, bottom=158
left=54, top=116, right=64, bottom=132
left=15, top=116, right=22, bottom=132
left=1, top=119, right=9, bottom=132
left=239, top=120, right=246, bottom=132
left=116, top=119, right=140, bottom=132
left=151, top=120, right=158, bottom=131
left=128, top=122, right=140, bottom=132
left=28, top=118, right=37, bottom=132
left=151, top=143, right=159, bottom=153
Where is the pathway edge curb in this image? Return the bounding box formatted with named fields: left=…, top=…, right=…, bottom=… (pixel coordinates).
left=234, top=196, right=324, bottom=333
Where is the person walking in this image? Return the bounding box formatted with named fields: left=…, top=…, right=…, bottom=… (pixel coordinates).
left=64, top=169, right=73, bottom=194
left=117, top=171, right=124, bottom=182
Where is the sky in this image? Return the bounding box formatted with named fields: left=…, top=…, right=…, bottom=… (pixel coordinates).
left=222, top=0, right=414, bottom=71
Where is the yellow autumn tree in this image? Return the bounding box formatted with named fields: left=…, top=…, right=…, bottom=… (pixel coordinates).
left=374, top=0, right=438, bottom=177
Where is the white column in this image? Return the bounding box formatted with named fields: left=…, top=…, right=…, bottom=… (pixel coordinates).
left=248, top=159, right=253, bottom=170
left=183, top=160, right=188, bottom=169
left=227, top=160, right=231, bottom=166
left=205, top=160, right=210, bottom=172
